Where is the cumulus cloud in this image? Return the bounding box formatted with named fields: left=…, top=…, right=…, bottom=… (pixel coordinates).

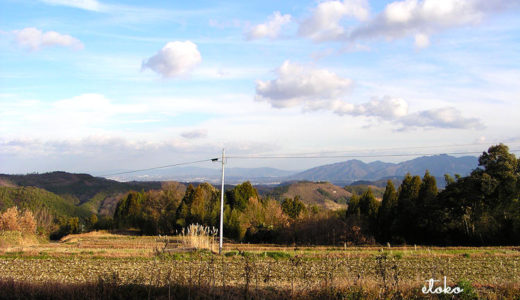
left=255, top=61, right=482, bottom=129
left=141, top=41, right=202, bottom=78
left=13, top=27, right=83, bottom=51
left=255, top=61, right=352, bottom=109
left=246, top=11, right=292, bottom=40
left=400, top=106, right=484, bottom=129
left=40, top=0, right=104, bottom=11
left=349, top=0, right=518, bottom=46
left=181, top=129, right=208, bottom=139
left=298, top=0, right=369, bottom=41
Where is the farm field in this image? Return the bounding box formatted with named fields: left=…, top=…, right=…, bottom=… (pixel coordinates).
left=1, top=231, right=520, bottom=299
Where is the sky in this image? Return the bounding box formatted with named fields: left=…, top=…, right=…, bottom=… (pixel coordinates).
left=1, top=0, right=520, bottom=175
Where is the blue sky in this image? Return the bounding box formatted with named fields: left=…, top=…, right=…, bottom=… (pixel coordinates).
left=1, top=0, right=520, bottom=175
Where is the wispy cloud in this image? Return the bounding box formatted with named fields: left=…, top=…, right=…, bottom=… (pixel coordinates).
left=399, top=107, right=484, bottom=130
left=38, top=0, right=218, bottom=25
left=40, top=0, right=104, bottom=11
left=181, top=129, right=208, bottom=139
left=12, top=27, right=83, bottom=51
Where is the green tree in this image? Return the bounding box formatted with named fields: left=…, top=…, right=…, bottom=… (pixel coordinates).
left=281, top=196, right=306, bottom=219
left=226, top=181, right=258, bottom=211
left=359, top=188, right=379, bottom=218
left=346, top=194, right=361, bottom=217
left=434, top=144, right=520, bottom=245
left=393, top=174, right=422, bottom=243
left=113, top=191, right=144, bottom=229
left=378, top=180, right=398, bottom=242
left=416, top=171, right=438, bottom=241
left=88, top=214, right=98, bottom=229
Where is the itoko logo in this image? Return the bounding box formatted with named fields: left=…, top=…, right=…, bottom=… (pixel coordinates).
left=422, top=277, right=464, bottom=294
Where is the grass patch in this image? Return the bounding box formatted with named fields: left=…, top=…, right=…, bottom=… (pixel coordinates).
left=262, top=251, right=292, bottom=260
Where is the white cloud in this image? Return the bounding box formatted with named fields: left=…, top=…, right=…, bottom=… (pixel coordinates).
left=255, top=61, right=352, bottom=109
left=255, top=62, right=482, bottom=129
left=349, top=0, right=519, bottom=46
left=141, top=41, right=202, bottom=78
left=246, top=11, right=292, bottom=40
left=299, top=0, right=369, bottom=41
left=13, top=27, right=83, bottom=51
left=333, top=96, right=409, bottom=119
left=400, top=107, right=484, bottom=129
left=181, top=129, right=208, bottom=139
left=414, top=33, right=430, bottom=48
left=40, top=0, right=104, bottom=11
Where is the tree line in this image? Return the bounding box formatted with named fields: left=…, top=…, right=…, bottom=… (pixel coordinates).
left=105, top=144, right=520, bottom=245
left=351, top=143, right=520, bottom=245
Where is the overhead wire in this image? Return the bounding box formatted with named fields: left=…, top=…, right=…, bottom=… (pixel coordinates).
left=98, top=145, right=520, bottom=177
left=100, top=158, right=219, bottom=177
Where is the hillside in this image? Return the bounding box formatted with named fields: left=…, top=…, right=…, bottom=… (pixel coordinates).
left=0, top=172, right=166, bottom=216
left=263, top=181, right=351, bottom=210
left=289, top=154, right=477, bottom=185
left=0, top=186, right=92, bottom=220
left=0, top=172, right=162, bottom=204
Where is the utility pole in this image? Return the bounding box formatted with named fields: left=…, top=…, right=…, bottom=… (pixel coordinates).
left=219, top=148, right=225, bottom=254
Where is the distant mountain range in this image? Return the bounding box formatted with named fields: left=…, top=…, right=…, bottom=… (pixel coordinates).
left=288, top=154, right=478, bottom=185
left=106, top=154, right=478, bottom=186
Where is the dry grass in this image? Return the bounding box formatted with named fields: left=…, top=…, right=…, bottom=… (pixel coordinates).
left=0, top=233, right=519, bottom=299
left=178, top=224, right=218, bottom=253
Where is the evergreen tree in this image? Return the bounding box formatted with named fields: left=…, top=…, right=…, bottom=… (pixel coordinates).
left=416, top=171, right=438, bottom=243
left=346, top=194, right=361, bottom=217
left=226, top=181, right=258, bottom=211
left=393, top=174, right=422, bottom=243
left=378, top=180, right=398, bottom=242
left=358, top=188, right=380, bottom=234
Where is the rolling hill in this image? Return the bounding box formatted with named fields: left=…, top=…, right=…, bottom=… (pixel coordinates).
left=0, top=172, right=165, bottom=216
left=0, top=171, right=162, bottom=204
left=0, top=186, right=92, bottom=220
left=261, top=181, right=351, bottom=210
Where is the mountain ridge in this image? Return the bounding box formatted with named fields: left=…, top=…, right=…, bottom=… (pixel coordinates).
left=288, top=154, right=477, bottom=185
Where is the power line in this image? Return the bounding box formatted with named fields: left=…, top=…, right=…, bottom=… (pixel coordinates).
left=100, top=158, right=218, bottom=177
left=98, top=147, right=520, bottom=177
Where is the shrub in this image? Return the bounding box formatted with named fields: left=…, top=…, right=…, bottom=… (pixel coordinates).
left=0, top=207, right=21, bottom=231
left=0, top=207, right=37, bottom=234
left=19, top=210, right=37, bottom=234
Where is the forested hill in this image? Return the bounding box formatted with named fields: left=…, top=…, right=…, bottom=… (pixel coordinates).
left=0, top=171, right=162, bottom=204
